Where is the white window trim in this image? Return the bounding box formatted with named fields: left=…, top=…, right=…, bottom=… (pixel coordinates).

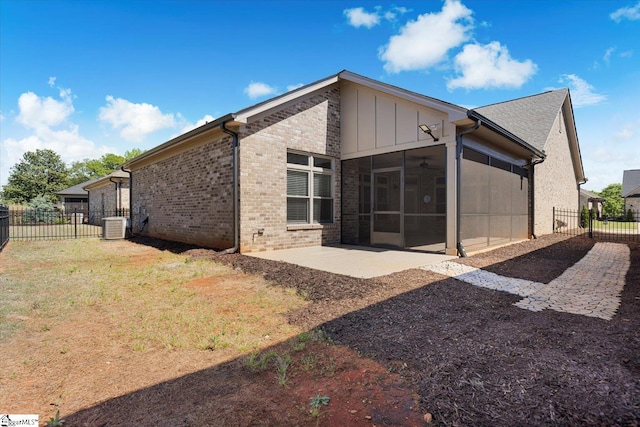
left=287, top=151, right=335, bottom=225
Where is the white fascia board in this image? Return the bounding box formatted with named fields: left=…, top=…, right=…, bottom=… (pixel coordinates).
left=234, top=75, right=340, bottom=123
left=338, top=70, right=468, bottom=122
left=562, top=96, right=585, bottom=183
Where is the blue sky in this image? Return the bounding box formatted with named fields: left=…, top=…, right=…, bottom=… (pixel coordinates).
left=1, top=0, right=638, bottom=192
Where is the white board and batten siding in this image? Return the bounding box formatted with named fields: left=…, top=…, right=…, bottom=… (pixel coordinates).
left=340, top=83, right=453, bottom=159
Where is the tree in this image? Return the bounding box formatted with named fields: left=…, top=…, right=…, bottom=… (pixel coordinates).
left=67, top=150, right=144, bottom=185
left=2, top=149, right=69, bottom=204
left=123, top=148, right=144, bottom=161
left=598, top=183, right=624, bottom=218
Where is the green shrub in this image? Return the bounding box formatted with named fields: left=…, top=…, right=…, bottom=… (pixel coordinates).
left=580, top=205, right=589, bottom=228
left=22, top=195, right=58, bottom=223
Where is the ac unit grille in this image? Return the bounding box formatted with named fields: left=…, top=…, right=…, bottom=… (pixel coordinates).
left=103, top=217, right=127, bottom=240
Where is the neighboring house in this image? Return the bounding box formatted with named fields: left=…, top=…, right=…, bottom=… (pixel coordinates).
left=622, top=169, right=640, bottom=215
left=123, top=70, right=584, bottom=255
left=580, top=189, right=604, bottom=219
left=56, top=180, right=95, bottom=214
left=84, top=170, right=130, bottom=225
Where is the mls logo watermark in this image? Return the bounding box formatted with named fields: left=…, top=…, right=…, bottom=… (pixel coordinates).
left=0, top=414, right=39, bottom=426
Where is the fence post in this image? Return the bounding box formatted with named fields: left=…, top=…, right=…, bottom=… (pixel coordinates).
left=588, top=208, right=593, bottom=239
left=74, top=207, right=78, bottom=239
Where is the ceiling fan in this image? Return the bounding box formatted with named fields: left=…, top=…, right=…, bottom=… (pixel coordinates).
left=419, top=158, right=437, bottom=170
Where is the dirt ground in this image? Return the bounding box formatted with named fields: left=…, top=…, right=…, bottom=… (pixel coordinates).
left=3, top=233, right=639, bottom=426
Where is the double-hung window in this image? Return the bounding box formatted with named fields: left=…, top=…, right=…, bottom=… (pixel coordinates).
left=287, top=152, right=334, bottom=224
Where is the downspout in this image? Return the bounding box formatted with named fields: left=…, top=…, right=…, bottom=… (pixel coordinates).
left=120, top=166, right=133, bottom=236
left=455, top=120, right=481, bottom=257
left=109, top=177, right=120, bottom=213
left=220, top=121, right=239, bottom=254
left=577, top=177, right=588, bottom=210
left=529, top=158, right=545, bottom=239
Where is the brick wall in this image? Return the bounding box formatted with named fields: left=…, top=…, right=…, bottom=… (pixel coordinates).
left=131, top=136, right=234, bottom=249
left=238, top=87, right=342, bottom=252
left=534, top=110, right=579, bottom=235
left=87, top=180, right=130, bottom=224
left=341, top=158, right=360, bottom=244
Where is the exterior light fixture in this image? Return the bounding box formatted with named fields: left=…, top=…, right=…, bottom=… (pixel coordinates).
left=418, top=124, right=439, bottom=142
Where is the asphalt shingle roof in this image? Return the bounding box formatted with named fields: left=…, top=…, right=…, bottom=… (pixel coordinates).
left=56, top=179, right=96, bottom=196
left=622, top=169, right=640, bottom=197
left=474, top=89, right=569, bottom=153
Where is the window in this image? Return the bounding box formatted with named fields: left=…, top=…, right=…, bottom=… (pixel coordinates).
left=287, top=152, right=334, bottom=224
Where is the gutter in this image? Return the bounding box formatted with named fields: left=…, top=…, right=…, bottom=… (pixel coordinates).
left=219, top=121, right=239, bottom=254
left=467, top=110, right=546, bottom=159
left=577, top=177, right=588, bottom=207
left=455, top=120, right=482, bottom=257
left=120, top=166, right=133, bottom=236
left=123, top=113, right=236, bottom=169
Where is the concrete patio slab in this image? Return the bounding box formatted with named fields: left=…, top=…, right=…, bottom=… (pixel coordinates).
left=246, top=245, right=457, bottom=279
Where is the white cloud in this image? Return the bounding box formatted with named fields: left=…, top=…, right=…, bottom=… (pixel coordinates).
left=180, top=114, right=216, bottom=134
left=244, top=82, right=278, bottom=99
left=559, top=74, right=607, bottom=107
left=620, top=50, right=633, bottom=58
left=446, top=41, right=537, bottom=90
left=344, top=6, right=380, bottom=28
left=48, top=76, right=56, bottom=87
left=614, top=125, right=634, bottom=141
left=16, top=90, right=74, bottom=130
left=383, top=6, right=410, bottom=21
left=612, top=117, right=639, bottom=141
left=379, top=0, right=473, bottom=73
left=286, top=83, right=304, bottom=92
left=98, top=96, right=176, bottom=142
left=603, top=47, right=615, bottom=64
left=0, top=111, right=4, bottom=122
left=1, top=83, right=114, bottom=186
left=610, top=1, right=640, bottom=22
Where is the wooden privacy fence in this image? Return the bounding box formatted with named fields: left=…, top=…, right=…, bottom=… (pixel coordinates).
left=6, top=208, right=129, bottom=241
left=553, top=207, right=640, bottom=240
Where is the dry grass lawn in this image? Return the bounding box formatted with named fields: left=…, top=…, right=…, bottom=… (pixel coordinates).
left=0, top=239, right=421, bottom=426
left=0, top=239, right=307, bottom=418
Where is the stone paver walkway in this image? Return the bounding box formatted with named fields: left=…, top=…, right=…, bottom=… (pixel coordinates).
left=424, top=242, right=630, bottom=320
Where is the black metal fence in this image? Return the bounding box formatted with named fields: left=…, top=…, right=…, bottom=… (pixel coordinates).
left=553, top=207, right=640, bottom=240
left=0, top=205, right=9, bottom=251
left=7, top=208, right=129, bottom=241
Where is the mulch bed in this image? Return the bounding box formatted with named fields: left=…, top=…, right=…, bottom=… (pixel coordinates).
left=134, top=234, right=640, bottom=426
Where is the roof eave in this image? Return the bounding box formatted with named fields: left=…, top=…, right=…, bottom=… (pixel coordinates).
left=623, top=185, right=640, bottom=198
left=123, top=113, right=237, bottom=168
left=339, top=70, right=468, bottom=122
left=468, top=110, right=546, bottom=159
left=562, top=92, right=586, bottom=183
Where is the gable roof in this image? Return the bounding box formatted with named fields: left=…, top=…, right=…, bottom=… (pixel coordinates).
left=233, top=70, right=468, bottom=124
left=622, top=169, right=640, bottom=197
left=474, top=89, right=568, bottom=152
left=474, top=89, right=585, bottom=182
left=57, top=178, right=98, bottom=197
left=580, top=189, right=601, bottom=199
left=83, top=170, right=129, bottom=191
left=124, top=71, right=575, bottom=169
